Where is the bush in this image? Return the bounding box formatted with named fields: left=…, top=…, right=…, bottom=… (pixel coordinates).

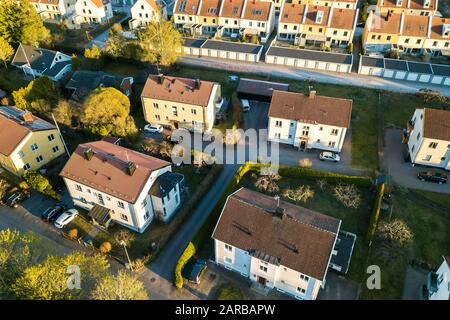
left=0, top=178, right=12, bottom=202
left=22, top=170, right=49, bottom=192
left=99, top=241, right=112, bottom=253
left=174, top=242, right=196, bottom=289
left=216, top=283, right=245, bottom=300
left=366, top=183, right=385, bottom=244
left=68, top=228, right=78, bottom=239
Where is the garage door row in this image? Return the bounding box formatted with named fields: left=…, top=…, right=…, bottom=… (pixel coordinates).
left=358, top=55, right=450, bottom=87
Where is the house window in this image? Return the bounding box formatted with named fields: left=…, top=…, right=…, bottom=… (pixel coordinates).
left=333, top=30, right=337, bottom=35
left=225, top=244, right=233, bottom=252
left=98, top=194, right=104, bottom=205
left=120, top=214, right=128, bottom=221
left=259, top=262, right=268, bottom=272
left=411, top=145, right=415, bottom=153
left=75, top=184, right=82, bottom=192
left=328, top=141, right=336, bottom=147
left=80, top=197, right=87, bottom=204
left=23, top=163, right=31, bottom=171
left=275, top=133, right=281, bottom=139
left=371, top=35, right=376, bottom=40
left=144, top=211, right=150, bottom=221
left=319, top=127, right=323, bottom=131
left=275, top=120, right=282, bottom=127
left=86, top=189, right=91, bottom=194
left=18, top=151, right=25, bottom=159
left=387, top=35, right=391, bottom=40
left=31, top=143, right=38, bottom=151
left=331, top=129, right=338, bottom=135
left=118, top=201, right=125, bottom=209
left=155, top=114, right=161, bottom=120
left=153, top=103, right=159, bottom=109
left=175, top=194, right=179, bottom=204
left=225, top=257, right=233, bottom=264
left=172, top=106, right=178, bottom=116
left=343, top=31, right=348, bottom=36
left=423, top=155, right=432, bottom=161
left=191, top=109, right=197, bottom=115
left=163, top=207, right=167, bottom=216
left=297, top=287, right=306, bottom=294
left=417, top=132, right=421, bottom=140
left=48, top=134, right=55, bottom=141
left=405, top=38, right=410, bottom=44
left=52, top=146, right=60, bottom=153
left=142, top=198, right=147, bottom=208
left=36, top=155, right=43, bottom=163
left=300, top=274, right=310, bottom=282
left=428, top=142, right=438, bottom=149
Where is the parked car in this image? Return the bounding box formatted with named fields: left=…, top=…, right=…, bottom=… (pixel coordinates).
left=5, top=189, right=31, bottom=208
left=319, top=151, right=340, bottom=162
left=54, top=209, right=78, bottom=228
left=182, top=258, right=207, bottom=284
left=241, top=99, right=250, bottom=112
left=417, top=171, right=447, bottom=184
left=144, top=124, right=163, bottom=133
left=41, top=203, right=66, bottom=223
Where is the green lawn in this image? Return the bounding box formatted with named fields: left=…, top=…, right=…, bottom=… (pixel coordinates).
left=215, top=283, right=245, bottom=300
left=103, top=61, right=145, bottom=77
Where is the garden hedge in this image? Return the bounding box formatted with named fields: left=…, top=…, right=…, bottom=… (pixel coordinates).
left=174, top=242, right=196, bottom=289
left=366, top=183, right=385, bottom=244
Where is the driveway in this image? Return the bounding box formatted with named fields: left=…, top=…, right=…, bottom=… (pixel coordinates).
left=317, top=271, right=359, bottom=300
left=87, top=13, right=131, bottom=49
left=382, top=129, right=450, bottom=193
left=402, top=264, right=428, bottom=300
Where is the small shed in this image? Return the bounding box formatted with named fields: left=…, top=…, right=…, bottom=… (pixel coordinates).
left=88, top=204, right=112, bottom=229
left=237, top=78, right=289, bottom=102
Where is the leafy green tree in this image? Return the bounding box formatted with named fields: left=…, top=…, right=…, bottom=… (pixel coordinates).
left=53, top=100, right=73, bottom=126
left=12, top=76, right=59, bottom=114
left=0, top=0, right=51, bottom=47
left=139, top=20, right=182, bottom=72
left=91, top=270, right=148, bottom=300
left=81, top=87, right=137, bottom=138
left=105, top=24, right=126, bottom=59
left=0, top=230, right=36, bottom=298
left=360, top=1, right=369, bottom=23
left=12, top=252, right=110, bottom=300
left=22, top=170, right=49, bottom=192
left=84, top=44, right=104, bottom=70
left=0, top=36, right=14, bottom=69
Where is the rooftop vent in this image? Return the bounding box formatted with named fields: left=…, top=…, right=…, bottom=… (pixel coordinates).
left=126, top=161, right=137, bottom=176
left=194, top=79, right=201, bottom=90
left=308, top=86, right=316, bottom=99
left=157, top=74, right=164, bottom=84
left=83, top=147, right=94, bottom=161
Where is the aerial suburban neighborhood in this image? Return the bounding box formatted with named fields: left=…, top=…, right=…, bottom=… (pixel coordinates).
left=0, top=0, right=449, bottom=305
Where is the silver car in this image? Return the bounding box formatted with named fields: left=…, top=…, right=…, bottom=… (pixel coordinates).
left=54, top=209, right=78, bottom=229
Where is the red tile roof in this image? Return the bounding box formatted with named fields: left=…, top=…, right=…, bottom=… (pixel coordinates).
left=242, top=0, right=272, bottom=21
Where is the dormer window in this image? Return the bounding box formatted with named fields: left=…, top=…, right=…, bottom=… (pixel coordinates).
left=251, top=9, right=262, bottom=15
left=442, top=24, right=450, bottom=37
left=207, top=7, right=216, bottom=14
left=316, top=11, right=324, bottom=24
left=396, top=0, right=402, bottom=6
left=423, top=0, right=430, bottom=8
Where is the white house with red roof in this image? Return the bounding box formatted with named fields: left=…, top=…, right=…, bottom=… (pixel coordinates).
left=28, top=0, right=77, bottom=23
left=72, top=0, right=113, bottom=26
left=129, top=0, right=167, bottom=29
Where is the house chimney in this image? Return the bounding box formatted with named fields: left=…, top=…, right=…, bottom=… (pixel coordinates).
left=126, top=161, right=136, bottom=176
left=83, top=147, right=94, bottom=161
left=308, top=87, right=316, bottom=99
left=194, top=79, right=201, bottom=90
left=157, top=74, right=164, bottom=84
left=20, top=111, right=34, bottom=123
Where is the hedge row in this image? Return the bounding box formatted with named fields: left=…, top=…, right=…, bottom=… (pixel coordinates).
left=174, top=242, right=196, bottom=289
left=366, top=183, right=385, bottom=244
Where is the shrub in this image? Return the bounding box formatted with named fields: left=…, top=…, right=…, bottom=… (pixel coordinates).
left=377, top=219, right=414, bottom=245
left=298, top=158, right=312, bottom=168
left=333, top=184, right=361, bottom=208
left=174, top=242, right=196, bottom=289
left=19, top=181, right=29, bottom=190
left=99, top=241, right=112, bottom=254
left=68, top=228, right=78, bottom=240
left=283, top=185, right=315, bottom=203
left=216, top=283, right=245, bottom=300
left=22, top=170, right=49, bottom=193
left=366, top=183, right=385, bottom=244
left=254, top=174, right=281, bottom=194
left=0, top=178, right=12, bottom=202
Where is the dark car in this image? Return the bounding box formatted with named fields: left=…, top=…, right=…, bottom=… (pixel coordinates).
left=41, top=203, right=66, bottom=222
left=5, top=189, right=31, bottom=208
left=182, top=258, right=207, bottom=284
left=417, top=171, right=447, bottom=184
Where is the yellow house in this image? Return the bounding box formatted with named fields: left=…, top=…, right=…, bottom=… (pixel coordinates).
left=293, top=0, right=358, bottom=9
left=377, top=0, right=438, bottom=16
left=141, top=75, right=222, bottom=132
left=0, top=106, right=65, bottom=177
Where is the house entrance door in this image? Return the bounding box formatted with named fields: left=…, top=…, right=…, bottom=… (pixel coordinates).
left=257, top=276, right=267, bottom=286
left=300, top=141, right=306, bottom=150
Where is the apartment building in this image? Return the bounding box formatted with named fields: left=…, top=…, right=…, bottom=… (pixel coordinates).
left=129, top=0, right=167, bottom=29
left=267, top=89, right=352, bottom=152
left=72, top=0, right=113, bottom=25
left=174, top=0, right=275, bottom=43
left=29, top=0, right=77, bottom=22
left=405, top=108, right=450, bottom=170
left=278, top=3, right=358, bottom=48
left=0, top=106, right=65, bottom=177
left=60, top=140, right=184, bottom=233
left=377, top=0, right=438, bottom=16
left=213, top=188, right=342, bottom=300
left=141, top=75, right=222, bottom=132
left=292, top=0, right=357, bottom=9
left=420, top=256, right=450, bottom=300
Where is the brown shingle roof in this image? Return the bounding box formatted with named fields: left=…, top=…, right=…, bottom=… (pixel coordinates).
left=379, top=0, right=437, bottom=10
left=329, top=8, right=357, bottom=30
left=429, top=17, right=450, bottom=40
left=402, top=14, right=428, bottom=37
left=303, top=5, right=330, bottom=27
left=199, top=0, right=221, bottom=16
left=280, top=3, right=305, bottom=24
left=237, top=78, right=289, bottom=97
left=220, top=0, right=245, bottom=18
left=213, top=188, right=340, bottom=280
left=423, top=108, right=450, bottom=141
left=368, top=12, right=401, bottom=34
left=268, top=90, right=353, bottom=128
left=242, top=0, right=272, bottom=21
left=141, top=75, right=217, bottom=107
left=174, top=0, right=201, bottom=15
left=59, top=141, right=170, bottom=204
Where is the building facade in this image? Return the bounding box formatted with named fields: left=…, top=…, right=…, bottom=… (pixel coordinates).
left=267, top=89, right=352, bottom=152
left=293, top=0, right=358, bottom=9
left=405, top=108, right=450, bottom=170
left=213, top=188, right=341, bottom=300
left=0, top=107, right=65, bottom=177
left=129, top=0, right=167, bottom=29
left=422, top=257, right=449, bottom=300
left=60, top=140, right=184, bottom=233
left=377, top=0, right=438, bottom=16
left=141, top=75, right=222, bottom=132
left=72, top=0, right=113, bottom=26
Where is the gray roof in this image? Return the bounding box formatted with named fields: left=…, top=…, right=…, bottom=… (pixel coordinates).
left=330, top=231, right=356, bottom=274
left=88, top=204, right=111, bottom=225
left=361, top=55, right=384, bottom=68
left=431, top=64, right=450, bottom=76
left=201, top=40, right=263, bottom=54
left=12, top=44, right=70, bottom=78
left=0, top=106, right=56, bottom=131
left=408, top=61, right=433, bottom=74
left=237, top=78, right=289, bottom=97
left=183, top=37, right=206, bottom=48
left=267, top=46, right=353, bottom=65
left=150, top=172, right=184, bottom=198
left=384, top=58, right=408, bottom=71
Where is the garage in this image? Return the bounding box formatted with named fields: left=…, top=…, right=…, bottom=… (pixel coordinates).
left=237, top=78, right=289, bottom=102
left=383, top=59, right=408, bottom=79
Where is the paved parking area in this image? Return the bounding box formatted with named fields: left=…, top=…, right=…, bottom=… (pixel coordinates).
left=382, top=129, right=450, bottom=193
left=402, top=265, right=428, bottom=300
left=317, top=271, right=359, bottom=300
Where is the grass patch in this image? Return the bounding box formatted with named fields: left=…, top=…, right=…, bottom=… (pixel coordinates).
left=216, top=283, right=245, bottom=300
left=103, top=61, right=144, bottom=77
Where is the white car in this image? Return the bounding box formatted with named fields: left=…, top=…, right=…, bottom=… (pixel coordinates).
left=241, top=99, right=250, bottom=112
left=319, top=151, right=340, bottom=162
left=54, top=209, right=78, bottom=229
left=144, top=124, right=163, bottom=133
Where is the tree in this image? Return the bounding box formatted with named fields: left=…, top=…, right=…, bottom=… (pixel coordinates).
left=377, top=219, right=414, bottom=246
left=333, top=184, right=361, bottom=208
left=12, top=76, right=59, bottom=115
left=359, top=1, right=369, bottom=24
left=316, top=179, right=327, bottom=192
left=12, top=252, right=109, bottom=300
left=0, top=178, right=11, bottom=202
left=0, top=36, right=14, bottom=69
left=53, top=100, right=73, bottom=126
left=0, top=229, right=36, bottom=298
left=159, top=141, right=173, bottom=159
left=105, top=23, right=126, bottom=59
left=254, top=174, right=281, bottom=194
left=0, top=0, right=51, bottom=47
left=91, top=270, right=148, bottom=300
left=283, top=185, right=315, bottom=203
left=81, top=87, right=135, bottom=137
left=23, top=170, right=49, bottom=193
left=84, top=44, right=104, bottom=70
left=141, top=138, right=160, bottom=155
left=139, top=20, right=182, bottom=72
